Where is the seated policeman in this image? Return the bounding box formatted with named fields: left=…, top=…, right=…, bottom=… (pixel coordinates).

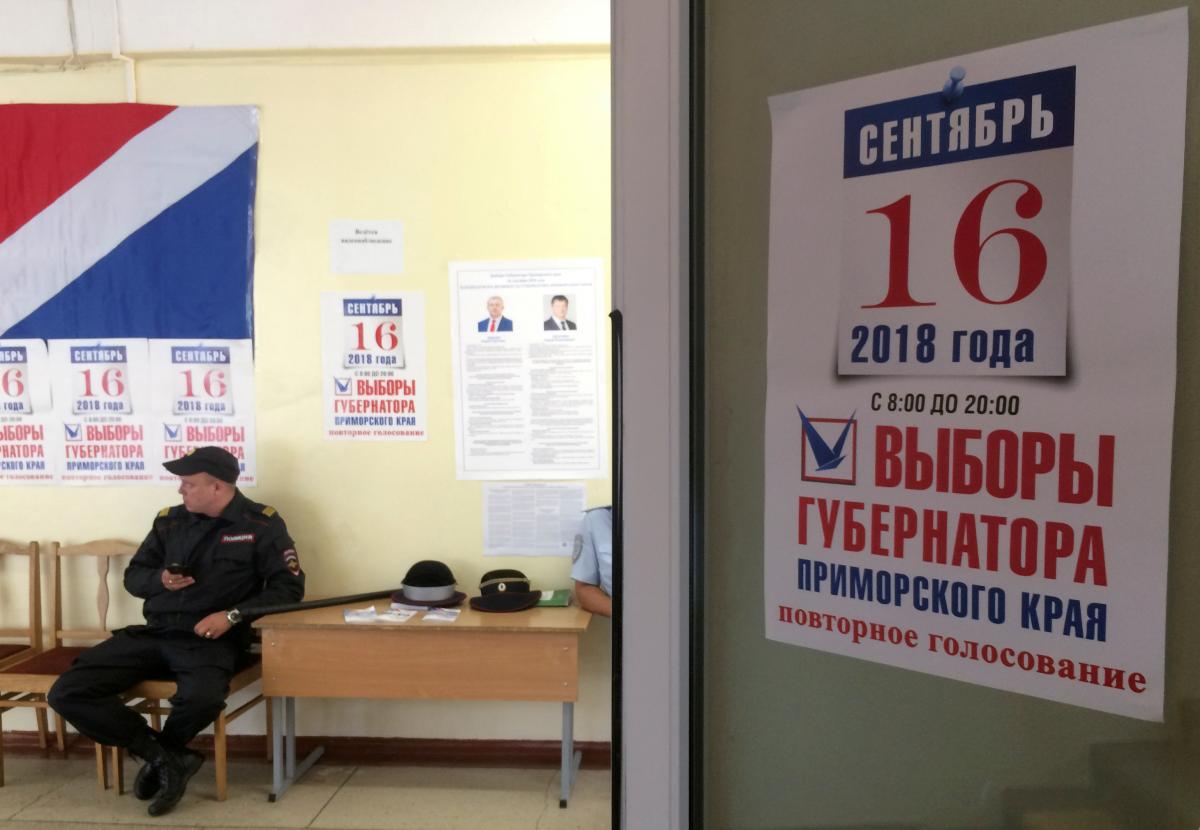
left=571, top=505, right=613, bottom=617
left=48, top=446, right=304, bottom=817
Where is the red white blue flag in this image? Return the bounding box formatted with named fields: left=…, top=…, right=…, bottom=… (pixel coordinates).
left=0, top=104, right=258, bottom=340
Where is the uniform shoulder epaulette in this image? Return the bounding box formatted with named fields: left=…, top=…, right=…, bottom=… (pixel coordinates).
left=261, top=505, right=277, bottom=517
left=157, top=506, right=171, bottom=518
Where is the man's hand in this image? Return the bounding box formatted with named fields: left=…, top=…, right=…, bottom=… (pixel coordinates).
left=193, top=611, right=233, bottom=640
left=161, top=570, right=196, bottom=591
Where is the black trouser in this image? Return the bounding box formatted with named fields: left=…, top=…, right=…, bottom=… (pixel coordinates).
left=47, top=627, right=238, bottom=749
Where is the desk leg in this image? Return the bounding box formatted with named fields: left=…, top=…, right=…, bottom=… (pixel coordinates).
left=285, top=698, right=296, bottom=779
left=266, top=696, right=325, bottom=804
left=559, top=701, right=582, bottom=808
left=269, top=697, right=284, bottom=801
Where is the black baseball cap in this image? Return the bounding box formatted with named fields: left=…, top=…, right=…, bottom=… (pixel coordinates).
left=162, top=446, right=240, bottom=483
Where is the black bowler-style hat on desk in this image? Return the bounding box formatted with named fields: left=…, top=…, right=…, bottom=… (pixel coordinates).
left=162, top=445, right=240, bottom=483
left=391, top=560, right=466, bottom=607
left=469, top=569, right=542, bottom=613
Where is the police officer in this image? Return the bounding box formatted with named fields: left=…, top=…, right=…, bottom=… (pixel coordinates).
left=571, top=506, right=612, bottom=617
left=48, top=446, right=304, bottom=817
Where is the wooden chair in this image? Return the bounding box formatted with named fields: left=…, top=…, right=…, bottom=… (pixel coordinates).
left=0, top=539, right=130, bottom=787
left=80, top=551, right=270, bottom=802
left=0, top=540, right=41, bottom=670
left=96, top=652, right=269, bottom=800
left=0, top=540, right=48, bottom=784
left=0, top=539, right=266, bottom=799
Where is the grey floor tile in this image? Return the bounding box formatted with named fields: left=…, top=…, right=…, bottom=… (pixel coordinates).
left=1, top=757, right=613, bottom=830
left=536, top=769, right=611, bottom=830
left=0, top=822, right=201, bottom=829
left=12, top=758, right=352, bottom=828
left=0, top=756, right=94, bottom=821
left=310, top=765, right=557, bottom=830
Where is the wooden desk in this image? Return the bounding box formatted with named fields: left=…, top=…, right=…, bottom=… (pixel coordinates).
left=253, top=601, right=592, bottom=805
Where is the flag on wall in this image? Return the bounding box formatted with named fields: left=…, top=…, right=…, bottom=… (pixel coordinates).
left=0, top=104, right=259, bottom=340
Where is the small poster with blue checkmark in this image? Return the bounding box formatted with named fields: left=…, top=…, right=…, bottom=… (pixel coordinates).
left=48, top=338, right=152, bottom=484
left=147, top=339, right=257, bottom=486
left=320, top=292, right=426, bottom=441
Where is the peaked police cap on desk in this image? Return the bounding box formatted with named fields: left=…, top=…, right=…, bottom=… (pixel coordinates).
left=469, top=569, right=541, bottom=613
left=162, top=445, right=240, bottom=483
left=391, top=560, right=466, bottom=607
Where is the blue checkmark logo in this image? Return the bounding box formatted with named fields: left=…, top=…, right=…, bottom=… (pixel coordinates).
left=334, top=377, right=352, bottom=395
left=64, top=423, right=81, bottom=441
left=797, top=408, right=856, bottom=471
left=164, top=424, right=182, bottom=441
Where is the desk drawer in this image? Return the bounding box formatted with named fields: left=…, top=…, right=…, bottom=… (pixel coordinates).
left=261, top=628, right=579, bottom=701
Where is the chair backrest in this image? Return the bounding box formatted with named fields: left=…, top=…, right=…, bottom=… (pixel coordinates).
left=50, top=540, right=138, bottom=648
left=0, top=539, right=41, bottom=654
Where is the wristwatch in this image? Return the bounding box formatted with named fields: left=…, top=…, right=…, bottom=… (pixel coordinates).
left=225, top=609, right=243, bottom=625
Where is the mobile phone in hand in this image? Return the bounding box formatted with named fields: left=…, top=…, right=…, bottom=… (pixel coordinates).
left=167, top=563, right=192, bottom=578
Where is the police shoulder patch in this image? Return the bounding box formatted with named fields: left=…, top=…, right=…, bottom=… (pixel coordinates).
left=281, top=548, right=301, bottom=575
left=157, top=507, right=171, bottom=518
left=262, top=505, right=277, bottom=517
left=571, top=534, right=584, bottom=563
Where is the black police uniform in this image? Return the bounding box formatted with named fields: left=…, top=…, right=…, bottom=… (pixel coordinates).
left=48, top=490, right=305, bottom=751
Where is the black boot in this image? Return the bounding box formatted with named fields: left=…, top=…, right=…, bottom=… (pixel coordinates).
left=128, top=730, right=194, bottom=817
left=147, top=744, right=203, bottom=816
left=133, top=746, right=202, bottom=801
left=128, top=730, right=174, bottom=807
left=133, top=756, right=161, bottom=800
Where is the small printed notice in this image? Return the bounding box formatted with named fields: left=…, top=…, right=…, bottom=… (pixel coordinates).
left=49, top=339, right=152, bottom=484
left=321, top=292, right=427, bottom=441
left=450, top=260, right=606, bottom=479
left=329, top=219, right=404, bottom=275
left=483, top=482, right=586, bottom=557
left=148, top=340, right=257, bottom=486
left=0, top=339, right=54, bottom=484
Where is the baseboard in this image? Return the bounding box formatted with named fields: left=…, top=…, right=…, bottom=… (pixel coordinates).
left=1, top=730, right=611, bottom=769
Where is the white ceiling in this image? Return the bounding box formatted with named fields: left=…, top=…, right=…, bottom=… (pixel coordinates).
left=0, top=0, right=610, bottom=59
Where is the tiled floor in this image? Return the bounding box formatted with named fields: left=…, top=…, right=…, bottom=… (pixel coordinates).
left=0, top=756, right=611, bottom=829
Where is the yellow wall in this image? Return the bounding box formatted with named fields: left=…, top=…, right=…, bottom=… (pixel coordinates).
left=0, top=50, right=612, bottom=740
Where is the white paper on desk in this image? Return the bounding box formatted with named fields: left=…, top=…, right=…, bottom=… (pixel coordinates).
left=376, top=609, right=417, bottom=623
left=343, top=606, right=378, bottom=623
left=422, top=608, right=461, bottom=622
left=483, top=482, right=585, bottom=556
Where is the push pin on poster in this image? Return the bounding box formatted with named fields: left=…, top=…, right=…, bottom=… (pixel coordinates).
left=941, top=65, right=966, bottom=103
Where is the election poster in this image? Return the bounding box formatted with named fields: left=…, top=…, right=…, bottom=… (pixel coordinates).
left=763, top=11, right=1186, bottom=720
left=0, top=340, right=55, bottom=483
left=48, top=339, right=154, bottom=484
left=449, top=259, right=606, bottom=480
left=148, top=340, right=257, bottom=485
left=320, top=292, right=427, bottom=441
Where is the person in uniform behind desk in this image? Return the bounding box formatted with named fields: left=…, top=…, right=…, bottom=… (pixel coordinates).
left=571, top=505, right=612, bottom=617
left=48, top=446, right=305, bottom=818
